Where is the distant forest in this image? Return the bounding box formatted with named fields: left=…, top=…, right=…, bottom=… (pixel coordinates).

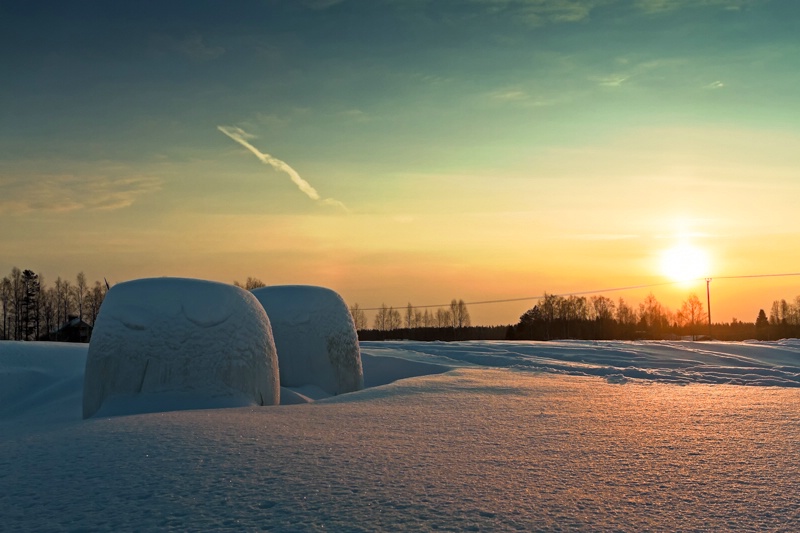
left=354, top=292, right=800, bottom=342
left=3, top=267, right=798, bottom=343
left=505, top=293, right=800, bottom=342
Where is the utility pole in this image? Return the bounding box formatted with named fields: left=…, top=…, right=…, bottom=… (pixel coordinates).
left=705, top=278, right=712, bottom=340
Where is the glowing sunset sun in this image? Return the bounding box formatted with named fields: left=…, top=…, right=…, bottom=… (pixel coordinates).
left=660, top=243, right=710, bottom=282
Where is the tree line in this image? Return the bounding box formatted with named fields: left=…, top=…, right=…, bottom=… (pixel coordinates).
left=358, top=325, right=508, bottom=342
left=1, top=267, right=108, bottom=341
left=763, top=296, right=800, bottom=340
left=1, top=272, right=271, bottom=343
left=350, top=299, right=472, bottom=331
left=350, top=299, right=486, bottom=341
left=350, top=291, right=800, bottom=342
left=508, top=292, right=800, bottom=342
left=5, top=267, right=798, bottom=343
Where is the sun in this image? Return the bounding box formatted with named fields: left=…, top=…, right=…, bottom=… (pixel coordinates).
left=660, top=243, right=710, bottom=282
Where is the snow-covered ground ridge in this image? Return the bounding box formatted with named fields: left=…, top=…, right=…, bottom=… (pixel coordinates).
left=361, top=339, right=800, bottom=387
left=3, top=339, right=800, bottom=425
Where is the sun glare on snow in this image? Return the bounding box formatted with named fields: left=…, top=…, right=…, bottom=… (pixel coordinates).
left=660, top=243, right=710, bottom=282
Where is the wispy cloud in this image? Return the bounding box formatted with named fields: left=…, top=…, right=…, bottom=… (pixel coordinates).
left=396, top=0, right=754, bottom=24
left=490, top=89, right=529, bottom=101
left=302, top=0, right=346, bottom=8
left=588, top=58, right=688, bottom=90
left=388, top=0, right=607, bottom=25
left=488, top=87, right=559, bottom=107
left=704, top=80, right=725, bottom=89
left=592, top=74, right=629, bottom=87
left=634, top=0, right=755, bottom=13
left=218, top=126, right=348, bottom=211
left=476, top=0, right=607, bottom=24
left=0, top=175, right=161, bottom=215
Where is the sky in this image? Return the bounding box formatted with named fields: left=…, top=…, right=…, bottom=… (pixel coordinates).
left=2, top=0, right=799, bottom=325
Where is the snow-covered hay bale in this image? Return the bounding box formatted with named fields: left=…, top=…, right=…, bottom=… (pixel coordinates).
left=83, top=278, right=279, bottom=419
left=251, top=285, right=363, bottom=396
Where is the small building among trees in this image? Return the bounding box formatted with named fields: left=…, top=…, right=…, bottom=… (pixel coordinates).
left=41, top=316, right=93, bottom=343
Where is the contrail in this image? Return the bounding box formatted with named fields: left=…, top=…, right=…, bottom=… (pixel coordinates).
left=218, top=125, right=347, bottom=211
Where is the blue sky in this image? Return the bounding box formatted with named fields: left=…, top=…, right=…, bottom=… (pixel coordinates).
left=2, top=0, right=799, bottom=324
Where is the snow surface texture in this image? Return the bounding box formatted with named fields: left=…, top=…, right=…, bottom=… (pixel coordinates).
left=251, top=285, right=363, bottom=395
left=82, top=278, right=280, bottom=418
left=3, top=339, right=800, bottom=530
left=363, top=339, right=800, bottom=387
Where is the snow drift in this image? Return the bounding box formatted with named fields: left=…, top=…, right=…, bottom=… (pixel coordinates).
left=252, top=285, right=363, bottom=395
left=0, top=341, right=86, bottom=424
left=82, top=278, right=280, bottom=418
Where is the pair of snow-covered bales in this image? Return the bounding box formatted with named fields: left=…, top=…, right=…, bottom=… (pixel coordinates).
left=82, top=278, right=363, bottom=418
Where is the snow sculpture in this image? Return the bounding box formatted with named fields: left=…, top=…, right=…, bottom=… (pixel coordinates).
left=83, top=278, right=280, bottom=418
left=251, top=285, right=363, bottom=396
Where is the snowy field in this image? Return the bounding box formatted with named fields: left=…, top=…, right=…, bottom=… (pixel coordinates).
left=3, top=339, right=800, bottom=531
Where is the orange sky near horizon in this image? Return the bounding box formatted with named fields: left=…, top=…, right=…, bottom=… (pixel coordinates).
left=5, top=223, right=797, bottom=326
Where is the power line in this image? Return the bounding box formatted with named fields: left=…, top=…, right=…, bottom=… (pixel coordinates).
left=358, top=272, right=800, bottom=312
left=712, top=273, right=800, bottom=280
